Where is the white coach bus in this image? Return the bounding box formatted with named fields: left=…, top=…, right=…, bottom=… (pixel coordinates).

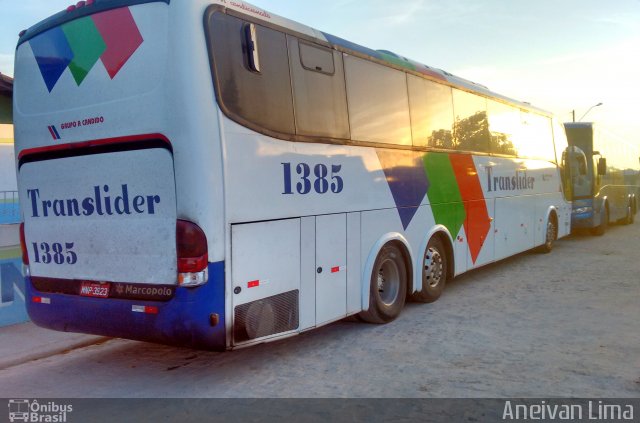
left=14, top=0, right=571, bottom=350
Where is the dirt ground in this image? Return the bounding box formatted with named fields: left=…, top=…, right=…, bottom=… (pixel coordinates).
left=0, top=222, right=638, bottom=398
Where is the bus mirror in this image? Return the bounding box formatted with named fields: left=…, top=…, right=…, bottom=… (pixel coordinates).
left=597, top=158, right=607, bottom=176
left=592, top=150, right=601, bottom=156
left=244, top=23, right=261, bottom=73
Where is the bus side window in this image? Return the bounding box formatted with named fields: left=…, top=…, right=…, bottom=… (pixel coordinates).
left=343, top=55, right=412, bottom=146
left=288, top=37, right=350, bottom=140
left=452, top=89, right=490, bottom=153
left=407, top=74, right=455, bottom=149
left=487, top=100, right=518, bottom=156
left=517, top=112, right=555, bottom=162
left=208, top=13, right=295, bottom=134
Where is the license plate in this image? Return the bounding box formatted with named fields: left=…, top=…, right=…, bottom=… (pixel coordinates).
left=79, top=282, right=110, bottom=298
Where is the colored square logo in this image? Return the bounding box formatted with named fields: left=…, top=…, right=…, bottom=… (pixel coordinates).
left=29, top=6, right=144, bottom=91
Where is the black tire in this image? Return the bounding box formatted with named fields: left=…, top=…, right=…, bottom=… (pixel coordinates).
left=358, top=244, right=407, bottom=324
left=536, top=215, right=557, bottom=254
left=411, top=236, right=447, bottom=303
left=625, top=202, right=635, bottom=225
left=591, top=207, right=608, bottom=236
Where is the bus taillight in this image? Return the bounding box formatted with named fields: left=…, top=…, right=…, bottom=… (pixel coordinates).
left=176, top=220, right=208, bottom=287
left=19, top=223, right=29, bottom=265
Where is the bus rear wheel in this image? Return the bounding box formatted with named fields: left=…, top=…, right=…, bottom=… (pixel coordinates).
left=359, top=244, right=407, bottom=324
left=411, top=236, right=447, bottom=303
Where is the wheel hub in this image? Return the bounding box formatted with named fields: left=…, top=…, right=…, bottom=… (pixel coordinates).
left=424, top=248, right=444, bottom=288
left=377, top=260, right=400, bottom=306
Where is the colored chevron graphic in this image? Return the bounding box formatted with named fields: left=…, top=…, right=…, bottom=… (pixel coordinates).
left=30, top=7, right=143, bottom=92
left=376, top=149, right=430, bottom=230
left=423, top=153, right=465, bottom=240
left=379, top=150, right=491, bottom=264
left=448, top=154, right=491, bottom=264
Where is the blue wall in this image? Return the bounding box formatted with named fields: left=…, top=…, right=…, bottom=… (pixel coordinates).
left=1, top=212, right=28, bottom=326
left=0, top=254, right=27, bottom=326
left=0, top=200, right=20, bottom=224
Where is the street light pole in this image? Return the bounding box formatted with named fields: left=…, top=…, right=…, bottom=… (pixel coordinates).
left=578, top=102, right=603, bottom=122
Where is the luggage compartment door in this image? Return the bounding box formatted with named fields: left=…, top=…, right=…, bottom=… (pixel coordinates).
left=315, top=214, right=347, bottom=325
left=231, top=219, right=300, bottom=345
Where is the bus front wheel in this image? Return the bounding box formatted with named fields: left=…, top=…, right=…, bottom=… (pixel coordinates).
left=536, top=214, right=557, bottom=254
left=411, top=236, right=447, bottom=303
left=359, top=244, right=407, bottom=324
left=591, top=207, right=609, bottom=236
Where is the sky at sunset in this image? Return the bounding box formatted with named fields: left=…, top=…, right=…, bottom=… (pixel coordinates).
left=1, top=0, right=638, bottom=147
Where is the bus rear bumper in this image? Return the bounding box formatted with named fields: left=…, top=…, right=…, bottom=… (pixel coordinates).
left=25, top=261, right=226, bottom=351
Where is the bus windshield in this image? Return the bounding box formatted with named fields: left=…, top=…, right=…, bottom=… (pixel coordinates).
left=567, top=146, right=591, bottom=199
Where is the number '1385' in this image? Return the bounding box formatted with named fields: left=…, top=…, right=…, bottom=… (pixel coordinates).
left=31, top=242, right=77, bottom=265
left=282, top=163, right=344, bottom=195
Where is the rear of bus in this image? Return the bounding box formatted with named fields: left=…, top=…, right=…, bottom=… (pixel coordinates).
left=14, top=1, right=227, bottom=349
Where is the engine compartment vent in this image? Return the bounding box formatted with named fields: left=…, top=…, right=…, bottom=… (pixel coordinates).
left=234, top=290, right=299, bottom=343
